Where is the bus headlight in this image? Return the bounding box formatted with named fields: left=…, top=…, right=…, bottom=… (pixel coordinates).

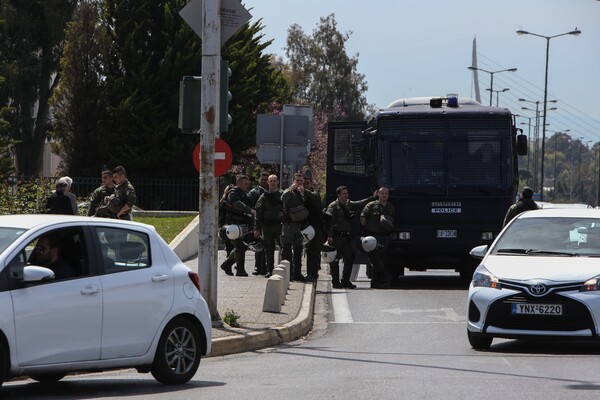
left=398, top=232, right=411, bottom=240
left=481, top=232, right=495, bottom=240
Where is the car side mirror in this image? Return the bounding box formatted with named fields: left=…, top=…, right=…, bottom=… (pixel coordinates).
left=469, top=245, right=489, bottom=259
left=23, top=266, right=55, bottom=282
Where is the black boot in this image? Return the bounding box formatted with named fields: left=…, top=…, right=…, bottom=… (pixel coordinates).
left=220, top=260, right=234, bottom=276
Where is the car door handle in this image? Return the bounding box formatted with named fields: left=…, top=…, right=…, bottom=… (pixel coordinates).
left=81, top=286, right=100, bottom=296
left=152, top=274, right=169, bottom=282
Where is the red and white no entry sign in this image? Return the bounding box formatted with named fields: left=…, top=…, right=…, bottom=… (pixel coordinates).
left=193, top=138, right=233, bottom=176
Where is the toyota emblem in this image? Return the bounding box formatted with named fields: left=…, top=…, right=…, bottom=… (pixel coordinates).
left=530, top=283, right=547, bottom=295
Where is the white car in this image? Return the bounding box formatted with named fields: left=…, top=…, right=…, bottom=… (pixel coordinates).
left=0, top=214, right=211, bottom=387
left=467, top=208, right=600, bottom=350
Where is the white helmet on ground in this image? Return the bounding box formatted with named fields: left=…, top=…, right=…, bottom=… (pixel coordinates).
left=301, top=225, right=316, bottom=243
left=321, top=243, right=337, bottom=263
left=361, top=236, right=378, bottom=252
left=225, top=224, right=243, bottom=240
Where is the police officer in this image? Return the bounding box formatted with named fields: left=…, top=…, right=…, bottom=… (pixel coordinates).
left=111, top=166, right=136, bottom=220
left=249, top=172, right=269, bottom=275
left=281, top=172, right=320, bottom=281
left=360, top=186, right=395, bottom=289
left=326, top=186, right=377, bottom=289
left=303, top=170, right=324, bottom=282
left=87, top=170, right=115, bottom=216
left=254, top=174, right=283, bottom=278
left=220, top=175, right=255, bottom=276
left=503, top=186, right=538, bottom=227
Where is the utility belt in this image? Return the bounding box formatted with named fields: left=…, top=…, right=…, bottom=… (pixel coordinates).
left=333, top=231, right=351, bottom=239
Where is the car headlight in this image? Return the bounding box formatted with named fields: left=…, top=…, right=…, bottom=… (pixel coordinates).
left=472, top=266, right=502, bottom=289
left=581, top=276, right=600, bottom=292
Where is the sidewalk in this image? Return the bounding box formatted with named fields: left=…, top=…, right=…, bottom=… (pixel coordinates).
left=183, top=249, right=316, bottom=357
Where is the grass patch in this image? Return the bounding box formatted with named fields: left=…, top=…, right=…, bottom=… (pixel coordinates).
left=134, top=215, right=196, bottom=244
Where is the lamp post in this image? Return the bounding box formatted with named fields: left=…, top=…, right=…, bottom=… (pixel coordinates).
left=468, top=66, right=517, bottom=106
left=485, top=88, right=510, bottom=106
left=516, top=28, right=581, bottom=201
left=519, top=98, right=557, bottom=194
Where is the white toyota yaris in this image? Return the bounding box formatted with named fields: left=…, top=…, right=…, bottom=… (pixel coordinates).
left=0, top=214, right=211, bottom=387
left=467, top=208, right=600, bottom=350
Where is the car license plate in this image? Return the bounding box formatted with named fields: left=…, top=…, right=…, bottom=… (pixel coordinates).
left=511, top=303, right=562, bottom=315
left=437, top=229, right=457, bottom=238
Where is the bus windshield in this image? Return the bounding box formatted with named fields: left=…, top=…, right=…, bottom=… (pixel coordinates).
left=378, top=116, right=512, bottom=189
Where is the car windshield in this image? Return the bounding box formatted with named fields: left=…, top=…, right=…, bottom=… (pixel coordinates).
left=0, top=227, right=27, bottom=254
left=492, top=217, right=600, bottom=257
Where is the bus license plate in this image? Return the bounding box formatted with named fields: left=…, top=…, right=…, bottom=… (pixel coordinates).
left=511, top=303, right=562, bottom=316
left=437, top=230, right=457, bottom=238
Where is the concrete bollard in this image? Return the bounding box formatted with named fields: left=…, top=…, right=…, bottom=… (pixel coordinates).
left=276, top=263, right=290, bottom=289
left=278, top=261, right=291, bottom=282
left=273, top=266, right=289, bottom=291
left=262, top=275, right=283, bottom=313
left=272, top=267, right=288, bottom=303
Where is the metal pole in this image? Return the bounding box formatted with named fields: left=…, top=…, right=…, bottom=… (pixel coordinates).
left=540, top=37, right=550, bottom=202
left=199, top=0, right=220, bottom=319
left=279, top=114, right=285, bottom=187
left=488, top=73, right=494, bottom=106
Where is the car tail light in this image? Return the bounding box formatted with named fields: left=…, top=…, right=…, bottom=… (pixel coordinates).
left=188, top=271, right=202, bottom=292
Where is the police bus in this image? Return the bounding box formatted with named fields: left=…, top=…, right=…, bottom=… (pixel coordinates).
left=326, top=95, right=527, bottom=280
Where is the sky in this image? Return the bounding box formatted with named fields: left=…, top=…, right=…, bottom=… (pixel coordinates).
left=245, top=0, right=600, bottom=144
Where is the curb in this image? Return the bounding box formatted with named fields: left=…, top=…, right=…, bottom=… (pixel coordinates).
left=208, top=281, right=316, bottom=357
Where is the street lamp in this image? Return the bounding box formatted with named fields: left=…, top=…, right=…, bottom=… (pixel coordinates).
left=467, top=66, right=517, bottom=106
left=517, top=28, right=581, bottom=201
left=485, top=88, right=510, bottom=106
left=519, top=98, right=557, bottom=193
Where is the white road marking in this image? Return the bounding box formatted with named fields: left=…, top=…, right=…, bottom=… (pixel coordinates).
left=331, top=288, right=353, bottom=323
left=382, top=308, right=464, bottom=322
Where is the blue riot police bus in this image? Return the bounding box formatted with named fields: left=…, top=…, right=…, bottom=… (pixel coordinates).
left=326, top=95, right=527, bottom=280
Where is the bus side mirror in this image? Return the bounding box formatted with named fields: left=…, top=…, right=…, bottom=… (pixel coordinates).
left=516, top=134, right=527, bottom=156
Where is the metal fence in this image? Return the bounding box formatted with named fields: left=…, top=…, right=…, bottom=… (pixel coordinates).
left=71, top=177, right=200, bottom=211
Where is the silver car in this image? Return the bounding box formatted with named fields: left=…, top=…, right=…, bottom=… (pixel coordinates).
left=0, top=214, right=211, bottom=387
left=467, top=208, right=600, bottom=350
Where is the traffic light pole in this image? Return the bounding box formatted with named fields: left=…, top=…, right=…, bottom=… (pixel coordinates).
left=199, top=0, right=221, bottom=320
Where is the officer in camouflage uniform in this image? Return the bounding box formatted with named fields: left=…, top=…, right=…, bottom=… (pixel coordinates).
left=254, top=174, right=283, bottom=277
left=220, top=174, right=255, bottom=277
left=87, top=170, right=115, bottom=216
left=326, top=186, right=377, bottom=289
left=360, top=186, right=395, bottom=289
left=248, top=172, right=269, bottom=275
left=303, top=171, right=325, bottom=282
left=111, top=166, right=136, bottom=220
left=281, top=172, right=321, bottom=281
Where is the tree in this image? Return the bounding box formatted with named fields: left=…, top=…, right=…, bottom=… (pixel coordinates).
left=49, top=0, right=105, bottom=176
left=96, top=1, right=291, bottom=179
left=285, top=14, right=369, bottom=120
left=221, top=21, right=292, bottom=163
left=0, top=0, right=78, bottom=176
left=0, top=74, right=16, bottom=178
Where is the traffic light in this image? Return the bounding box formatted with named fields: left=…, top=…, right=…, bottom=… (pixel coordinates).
left=178, top=76, right=202, bottom=134
left=220, top=59, right=232, bottom=133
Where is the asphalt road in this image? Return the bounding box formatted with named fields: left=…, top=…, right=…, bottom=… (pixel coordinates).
left=5, top=269, right=600, bottom=399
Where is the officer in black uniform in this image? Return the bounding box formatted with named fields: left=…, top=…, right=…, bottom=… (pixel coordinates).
left=254, top=174, right=283, bottom=277
left=360, top=186, right=395, bottom=289
left=220, top=175, right=255, bottom=276
left=248, top=172, right=269, bottom=275
left=303, top=170, right=325, bottom=282
left=326, top=186, right=377, bottom=289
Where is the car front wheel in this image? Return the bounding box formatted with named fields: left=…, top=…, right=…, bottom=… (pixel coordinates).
left=151, top=318, right=201, bottom=384
left=468, top=330, right=493, bottom=350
